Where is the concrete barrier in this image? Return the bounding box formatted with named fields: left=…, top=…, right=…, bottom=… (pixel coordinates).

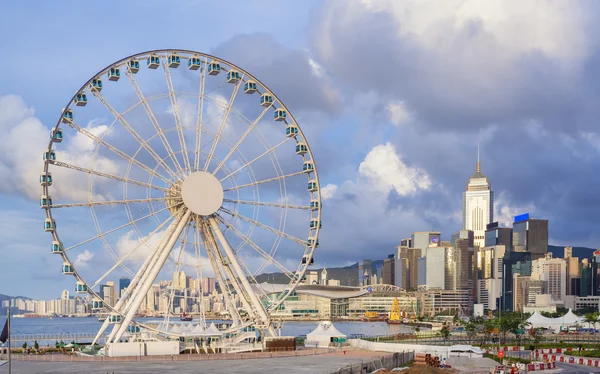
left=348, top=339, right=483, bottom=358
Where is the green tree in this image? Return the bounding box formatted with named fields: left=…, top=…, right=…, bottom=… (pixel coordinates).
left=22, top=342, right=27, bottom=350
left=465, top=322, right=477, bottom=344
left=440, top=325, right=451, bottom=340
left=34, top=340, right=39, bottom=351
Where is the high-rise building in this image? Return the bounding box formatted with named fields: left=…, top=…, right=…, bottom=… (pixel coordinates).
left=201, top=277, right=216, bottom=295
left=383, top=254, right=395, bottom=285
left=477, top=245, right=505, bottom=310
left=102, top=281, right=117, bottom=307
left=531, top=253, right=567, bottom=302
left=358, top=259, right=372, bottom=287
left=395, top=247, right=421, bottom=290
left=412, top=232, right=441, bottom=255
left=320, top=268, right=328, bottom=285
left=512, top=213, right=548, bottom=260
left=425, top=247, right=445, bottom=290
left=119, top=277, right=131, bottom=297
left=462, top=152, right=493, bottom=249
left=400, top=238, right=412, bottom=247
left=417, top=257, right=427, bottom=287
left=485, top=222, right=513, bottom=251
left=564, top=246, right=581, bottom=296
left=172, top=271, right=187, bottom=290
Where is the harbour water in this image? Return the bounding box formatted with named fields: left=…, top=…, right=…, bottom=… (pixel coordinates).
left=6, top=317, right=418, bottom=339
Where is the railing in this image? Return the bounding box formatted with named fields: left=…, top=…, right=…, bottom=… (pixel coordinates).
left=10, top=333, right=108, bottom=343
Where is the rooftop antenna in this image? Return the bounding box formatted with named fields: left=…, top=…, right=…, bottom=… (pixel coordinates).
left=476, top=141, right=481, bottom=173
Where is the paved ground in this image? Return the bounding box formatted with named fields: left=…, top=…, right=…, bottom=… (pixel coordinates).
left=0, top=350, right=384, bottom=374
left=556, top=362, right=600, bottom=373
left=445, top=357, right=499, bottom=373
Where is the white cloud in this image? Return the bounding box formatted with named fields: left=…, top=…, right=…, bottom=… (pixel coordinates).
left=387, top=101, right=411, bottom=126
left=358, top=142, right=431, bottom=196
left=320, top=184, right=338, bottom=200
left=0, top=95, right=119, bottom=202
left=494, top=191, right=535, bottom=228
left=74, top=249, right=94, bottom=268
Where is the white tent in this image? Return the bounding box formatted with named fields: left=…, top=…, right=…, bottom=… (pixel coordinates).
left=203, top=322, right=222, bottom=336
left=306, top=321, right=346, bottom=348
left=527, top=309, right=584, bottom=333
left=169, top=324, right=182, bottom=334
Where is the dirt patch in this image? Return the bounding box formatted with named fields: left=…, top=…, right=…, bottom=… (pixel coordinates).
left=373, top=367, right=457, bottom=374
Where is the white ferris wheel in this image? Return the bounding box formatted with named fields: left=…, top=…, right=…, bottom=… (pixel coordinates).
left=40, top=49, right=322, bottom=344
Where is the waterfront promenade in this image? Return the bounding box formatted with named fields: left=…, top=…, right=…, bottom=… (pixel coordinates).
left=2, top=348, right=391, bottom=374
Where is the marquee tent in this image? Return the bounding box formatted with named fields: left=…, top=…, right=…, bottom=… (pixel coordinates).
left=306, top=321, right=346, bottom=348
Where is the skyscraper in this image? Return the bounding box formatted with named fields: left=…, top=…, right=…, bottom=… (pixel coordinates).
left=358, top=259, right=372, bottom=286
left=462, top=151, right=493, bottom=249
left=512, top=213, right=548, bottom=260
left=119, top=277, right=131, bottom=297
left=411, top=232, right=441, bottom=256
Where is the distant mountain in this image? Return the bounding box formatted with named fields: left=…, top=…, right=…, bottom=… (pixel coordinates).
left=0, top=293, right=31, bottom=315
left=548, top=245, right=597, bottom=259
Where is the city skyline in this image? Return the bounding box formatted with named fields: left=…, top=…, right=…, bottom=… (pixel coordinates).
left=3, top=1, right=600, bottom=300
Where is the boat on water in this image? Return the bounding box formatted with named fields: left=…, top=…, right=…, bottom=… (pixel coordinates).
left=180, top=312, right=193, bottom=322
left=360, top=311, right=387, bottom=322
left=98, top=317, right=106, bottom=322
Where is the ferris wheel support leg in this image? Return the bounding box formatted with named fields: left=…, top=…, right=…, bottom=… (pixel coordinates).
left=91, top=218, right=175, bottom=346
left=112, top=209, right=192, bottom=343
left=201, top=221, right=256, bottom=326
left=196, top=218, right=242, bottom=327
left=207, top=217, right=275, bottom=336
left=103, top=223, right=173, bottom=344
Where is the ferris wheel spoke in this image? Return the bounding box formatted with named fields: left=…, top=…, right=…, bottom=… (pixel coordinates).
left=89, top=91, right=181, bottom=181
left=223, top=170, right=305, bottom=192
left=90, top=214, right=175, bottom=290
left=51, top=197, right=171, bottom=209
left=165, top=221, right=191, bottom=327
left=203, top=75, right=243, bottom=171
left=212, top=105, right=270, bottom=176
left=49, top=160, right=170, bottom=192
left=215, top=215, right=294, bottom=279
left=219, top=137, right=294, bottom=182
left=125, top=68, right=186, bottom=177
left=64, top=205, right=174, bottom=252
left=223, top=199, right=311, bottom=210
left=194, top=58, right=208, bottom=172
left=218, top=208, right=306, bottom=247
left=62, top=119, right=173, bottom=186
left=162, top=58, right=192, bottom=174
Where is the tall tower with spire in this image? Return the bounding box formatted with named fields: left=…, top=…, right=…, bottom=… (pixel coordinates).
left=462, top=145, right=493, bottom=249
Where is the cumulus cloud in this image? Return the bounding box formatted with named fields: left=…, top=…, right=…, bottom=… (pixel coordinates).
left=387, top=101, right=411, bottom=126
left=358, top=142, right=430, bottom=196
left=74, top=249, right=94, bottom=268
left=0, top=95, right=118, bottom=202
left=320, top=184, right=338, bottom=200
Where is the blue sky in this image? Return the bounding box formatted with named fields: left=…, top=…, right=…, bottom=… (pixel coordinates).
left=2, top=0, right=600, bottom=299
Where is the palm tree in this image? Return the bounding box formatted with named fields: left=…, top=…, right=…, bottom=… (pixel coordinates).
left=584, top=312, right=599, bottom=349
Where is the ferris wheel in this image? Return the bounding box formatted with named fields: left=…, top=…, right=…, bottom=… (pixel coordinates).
left=40, top=49, right=322, bottom=344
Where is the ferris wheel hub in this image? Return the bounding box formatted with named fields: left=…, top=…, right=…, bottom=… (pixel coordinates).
left=181, top=171, right=224, bottom=216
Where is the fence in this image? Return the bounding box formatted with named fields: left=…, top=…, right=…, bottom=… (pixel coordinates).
left=328, top=351, right=414, bottom=374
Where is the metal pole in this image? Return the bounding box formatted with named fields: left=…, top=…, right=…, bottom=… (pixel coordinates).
left=8, top=308, right=11, bottom=374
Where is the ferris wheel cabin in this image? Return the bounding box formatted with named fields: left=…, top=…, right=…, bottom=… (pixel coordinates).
left=274, top=109, right=287, bottom=121
left=310, top=218, right=321, bottom=229
left=188, top=56, right=202, bottom=70
left=51, top=240, right=63, bottom=254
left=244, top=80, right=257, bottom=93
left=108, top=314, right=122, bottom=323
left=107, top=67, right=120, bottom=81
left=75, top=93, right=87, bottom=106
left=61, top=109, right=72, bottom=123
left=307, top=237, right=319, bottom=247
left=92, top=298, right=104, bottom=310
left=40, top=195, right=52, bottom=209
left=43, top=150, right=56, bottom=162
left=302, top=255, right=315, bottom=265
left=75, top=281, right=88, bottom=294
left=308, top=180, right=318, bottom=192
left=62, top=262, right=74, bottom=275
left=260, top=94, right=273, bottom=107
left=226, top=70, right=241, bottom=83
left=286, top=124, right=299, bottom=137
left=208, top=61, right=221, bottom=75
left=168, top=52, right=181, bottom=68
left=127, top=325, right=141, bottom=334
left=51, top=128, right=63, bottom=142
left=147, top=54, right=160, bottom=69
left=302, top=160, right=314, bottom=173
left=90, top=78, right=103, bottom=91
left=40, top=173, right=53, bottom=186
left=44, top=218, right=56, bottom=232
left=295, top=142, right=308, bottom=155
left=310, top=199, right=319, bottom=210
left=128, top=59, right=140, bottom=73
